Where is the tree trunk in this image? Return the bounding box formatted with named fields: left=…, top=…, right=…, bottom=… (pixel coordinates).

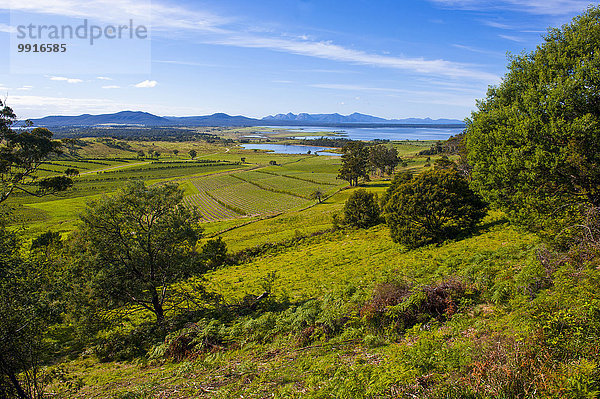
left=150, top=287, right=164, bottom=323
left=7, top=370, right=31, bottom=399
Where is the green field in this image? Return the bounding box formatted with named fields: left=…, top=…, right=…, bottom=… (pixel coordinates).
left=8, top=137, right=484, bottom=399
left=8, top=140, right=375, bottom=231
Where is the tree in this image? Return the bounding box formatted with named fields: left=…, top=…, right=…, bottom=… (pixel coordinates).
left=309, top=188, right=325, bottom=203
left=380, top=171, right=413, bottom=206
left=383, top=169, right=487, bottom=248
left=79, top=181, right=203, bottom=323
left=369, top=145, right=400, bottom=176
left=173, top=149, right=179, bottom=156
left=199, top=237, right=228, bottom=268
left=240, top=157, right=246, bottom=163
left=64, top=167, right=79, bottom=177
left=0, top=102, right=73, bottom=398
left=188, top=149, right=197, bottom=159
left=0, top=225, right=56, bottom=399
left=338, top=141, right=369, bottom=186
left=343, top=189, right=381, bottom=228
left=433, top=156, right=457, bottom=171
left=0, top=101, right=73, bottom=202
left=137, top=150, right=145, bottom=159
left=465, top=7, right=600, bottom=237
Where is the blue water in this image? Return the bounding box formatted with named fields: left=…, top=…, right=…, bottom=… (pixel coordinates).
left=266, top=126, right=463, bottom=141
left=241, top=143, right=340, bottom=156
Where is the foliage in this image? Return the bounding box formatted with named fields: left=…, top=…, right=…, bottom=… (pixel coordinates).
left=309, top=188, right=325, bottom=203
left=361, top=278, right=468, bottom=333
left=433, top=155, right=457, bottom=171
left=188, top=149, right=197, bottom=159
left=0, top=101, right=73, bottom=202
left=383, top=169, right=487, bottom=248
left=0, top=223, right=57, bottom=399
left=338, top=141, right=369, bottom=186
left=342, top=189, right=381, bottom=228
left=199, top=237, right=228, bottom=268
left=466, top=7, right=600, bottom=239
left=78, top=181, right=203, bottom=323
left=418, top=140, right=444, bottom=156
left=368, top=144, right=400, bottom=176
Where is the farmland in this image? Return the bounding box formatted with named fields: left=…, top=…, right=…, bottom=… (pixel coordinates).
left=9, top=137, right=408, bottom=231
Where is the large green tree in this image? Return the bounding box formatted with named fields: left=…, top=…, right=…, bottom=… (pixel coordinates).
left=0, top=226, right=56, bottom=399
left=368, top=144, right=401, bottom=176
left=79, top=181, right=203, bottom=323
left=338, top=141, right=369, bottom=186
left=466, top=7, right=600, bottom=236
left=383, top=169, right=487, bottom=248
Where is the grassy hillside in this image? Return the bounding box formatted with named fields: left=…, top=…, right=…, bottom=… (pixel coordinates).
left=44, top=202, right=549, bottom=398
left=21, top=138, right=589, bottom=399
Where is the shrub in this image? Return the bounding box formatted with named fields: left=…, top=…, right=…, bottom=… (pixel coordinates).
left=199, top=237, right=228, bottom=268
left=383, top=169, right=487, bottom=248
left=361, top=279, right=468, bottom=333
left=343, top=189, right=381, bottom=228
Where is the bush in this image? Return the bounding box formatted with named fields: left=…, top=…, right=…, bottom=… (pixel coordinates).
left=465, top=7, right=600, bottom=239
left=343, top=189, right=381, bottom=228
left=383, top=169, right=487, bottom=248
left=361, top=279, right=468, bottom=333
left=199, top=237, right=228, bottom=268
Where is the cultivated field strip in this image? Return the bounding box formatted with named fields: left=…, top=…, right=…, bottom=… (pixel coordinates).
left=188, top=172, right=310, bottom=218
left=210, top=182, right=307, bottom=214
left=183, top=192, right=240, bottom=221
left=247, top=174, right=321, bottom=198
left=255, top=169, right=341, bottom=186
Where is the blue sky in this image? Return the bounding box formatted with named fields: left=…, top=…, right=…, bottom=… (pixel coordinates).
left=0, top=0, right=596, bottom=119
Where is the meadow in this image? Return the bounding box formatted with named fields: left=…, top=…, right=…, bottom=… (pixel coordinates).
left=14, top=135, right=516, bottom=399
left=10, top=132, right=597, bottom=399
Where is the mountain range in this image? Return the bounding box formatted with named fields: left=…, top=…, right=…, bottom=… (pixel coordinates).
left=25, top=111, right=465, bottom=127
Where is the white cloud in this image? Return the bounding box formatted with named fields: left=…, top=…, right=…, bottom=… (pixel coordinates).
left=17, top=86, right=33, bottom=91
left=97, top=76, right=112, bottom=80
left=4, top=0, right=228, bottom=33
left=310, top=82, right=483, bottom=107
left=0, top=23, right=16, bottom=33
left=134, top=80, right=157, bottom=88
left=208, top=35, right=499, bottom=82
left=428, top=0, right=591, bottom=15
left=499, top=34, right=526, bottom=42
left=102, top=85, right=121, bottom=89
left=452, top=44, right=506, bottom=57
left=4, top=0, right=499, bottom=83
left=482, top=20, right=514, bottom=29
left=4, top=94, right=201, bottom=119
left=50, top=76, right=84, bottom=83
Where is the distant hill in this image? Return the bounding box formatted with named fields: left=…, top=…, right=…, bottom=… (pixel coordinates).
left=30, top=111, right=171, bottom=127
left=262, top=112, right=463, bottom=125
left=26, top=111, right=464, bottom=128
left=164, top=113, right=257, bottom=126
left=262, top=112, right=388, bottom=123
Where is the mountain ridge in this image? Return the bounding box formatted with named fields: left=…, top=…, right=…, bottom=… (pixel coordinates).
left=24, top=111, right=465, bottom=127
